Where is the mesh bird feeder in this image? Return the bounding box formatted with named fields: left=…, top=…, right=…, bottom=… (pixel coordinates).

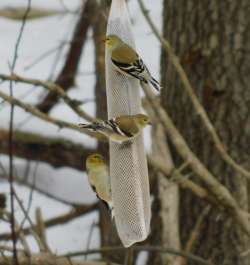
left=105, top=0, right=151, bottom=247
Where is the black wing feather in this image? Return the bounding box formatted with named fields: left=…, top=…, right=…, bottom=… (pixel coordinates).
left=111, top=58, right=147, bottom=83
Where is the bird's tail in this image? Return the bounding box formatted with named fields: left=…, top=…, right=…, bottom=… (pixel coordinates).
left=149, top=76, right=161, bottom=91
left=101, top=200, right=114, bottom=219
left=79, top=122, right=102, bottom=131
left=108, top=201, right=115, bottom=219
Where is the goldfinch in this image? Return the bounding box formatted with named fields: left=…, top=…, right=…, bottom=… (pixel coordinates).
left=86, top=153, right=113, bottom=215
left=79, top=114, right=151, bottom=143
left=105, top=34, right=161, bottom=91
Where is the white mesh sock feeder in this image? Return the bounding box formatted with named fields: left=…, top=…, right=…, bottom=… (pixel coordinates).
left=105, top=0, right=151, bottom=247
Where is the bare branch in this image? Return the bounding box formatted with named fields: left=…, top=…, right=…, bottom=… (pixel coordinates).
left=63, top=246, right=214, bottom=265
left=0, top=172, right=86, bottom=207
left=0, top=128, right=224, bottom=207
left=142, top=83, right=250, bottom=236
left=35, top=208, right=50, bottom=252
left=148, top=156, right=217, bottom=204
left=0, top=253, right=117, bottom=265
left=0, top=203, right=97, bottom=241
left=0, top=245, right=24, bottom=253
left=37, top=0, right=98, bottom=113
left=138, top=0, right=250, bottom=180
left=180, top=206, right=212, bottom=265
left=0, top=7, right=68, bottom=20
left=8, top=1, right=31, bottom=264
left=0, top=73, right=95, bottom=122
left=13, top=190, right=47, bottom=252
left=3, top=210, right=32, bottom=257
left=0, top=129, right=96, bottom=172
left=0, top=89, right=106, bottom=141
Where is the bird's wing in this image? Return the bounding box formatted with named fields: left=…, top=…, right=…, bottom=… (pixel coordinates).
left=88, top=167, right=111, bottom=201
left=110, top=41, right=161, bottom=91
left=114, top=116, right=139, bottom=136
left=103, top=118, right=133, bottom=138
left=90, top=183, right=111, bottom=211
left=111, top=43, right=138, bottom=63
left=111, top=45, right=148, bottom=83
left=81, top=121, right=115, bottom=135
left=84, top=119, right=132, bottom=139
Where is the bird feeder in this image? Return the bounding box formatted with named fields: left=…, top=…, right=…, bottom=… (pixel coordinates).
left=105, top=0, right=151, bottom=247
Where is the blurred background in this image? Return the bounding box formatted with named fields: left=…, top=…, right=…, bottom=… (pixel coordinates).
left=0, top=0, right=250, bottom=265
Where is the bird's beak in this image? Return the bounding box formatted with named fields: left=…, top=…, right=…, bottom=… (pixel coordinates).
left=148, top=121, right=152, bottom=126
left=102, top=38, right=106, bottom=43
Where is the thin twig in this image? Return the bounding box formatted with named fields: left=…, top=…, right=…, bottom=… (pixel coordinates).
left=37, top=0, right=97, bottom=113
left=141, top=83, right=250, bottom=236
left=3, top=210, right=32, bottom=257
left=0, top=245, right=25, bottom=253
left=0, top=89, right=106, bottom=141
left=0, top=173, right=84, bottom=207
left=0, top=253, right=113, bottom=265
left=169, top=161, right=190, bottom=180
left=240, top=248, right=250, bottom=257
left=13, top=221, right=32, bottom=259
left=24, top=43, right=68, bottom=71
left=138, top=0, right=250, bottom=180
left=0, top=203, right=98, bottom=240
left=124, top=247, right=133, bottom=265
left=147, top=156, right=217, bottom=204
left=19, top=162, right=37, bottom=229
left=0, top=160, right=7, bottom=175
left=0, top=250, right=11, bottom=265
left=35, top=208, right=50, bottom=252
left=13, top=189, right=47, bottom=252
left=62, top=245, right=214, bottom=265
left=8, top=1, right=31, bottom=264
left=84, top=221, right=96, bottom=260
left=180, top=206, right=212, bottom=265
left=0, top=128, right=96, bottom=172
left=0, top=73, right=95, bottom=122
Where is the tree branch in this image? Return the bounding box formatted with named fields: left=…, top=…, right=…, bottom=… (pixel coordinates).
left=0, top=89, right=106, bottom=141
left=0, top=128, right=224, bottom=207
left=0, top=129, right=95, bottom=171
left=142, top=83, right=250, bottom=237
left=37, top=0, right=98, bottom=113
left=63, top=246, right=214, bottom=265
left=180, top=206, right=211, bottom=265
left=35, top=208, right=50, bottom=251
left=13, top=190, right=48, bottom=252
left=8, top=1, right=31, bottom=264
left=0, top=203, right=97, bottom=241
left=0, top=253, right=116, bottom=265
left=0, top=73, right=95, bottom=122
left=138, top=0, right=250, bottom=180
left=147, top=155, right=216, bottom=204
left=0, top=7, right=68, bottom=20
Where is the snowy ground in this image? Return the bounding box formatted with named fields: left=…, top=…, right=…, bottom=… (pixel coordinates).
left=0, top=0, right=162, bottom=260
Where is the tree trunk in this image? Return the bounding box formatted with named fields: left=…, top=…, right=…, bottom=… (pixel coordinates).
left=147, top=99, right=181, bottom=265
left=161, top=1, right=250, bottom=264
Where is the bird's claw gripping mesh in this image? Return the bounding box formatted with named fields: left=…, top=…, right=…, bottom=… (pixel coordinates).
left=105, top=0, right=151, bottom=247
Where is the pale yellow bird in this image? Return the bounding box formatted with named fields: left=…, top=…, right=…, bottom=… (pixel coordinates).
left=86, top=153, right=113, bottom=215
left=105, top=34, right=161, bottom=91
left=79, top=114, right=151, bottom=143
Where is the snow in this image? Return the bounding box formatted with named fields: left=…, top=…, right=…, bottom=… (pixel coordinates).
left=0, top=0, right=162, bottom=262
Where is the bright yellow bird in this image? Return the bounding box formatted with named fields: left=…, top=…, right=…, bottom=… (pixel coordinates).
left=86, top=153, right=113, bottom=215
left=79, top=114, right=151, bottom=143
left=105, top=34, right=161, bottom=91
